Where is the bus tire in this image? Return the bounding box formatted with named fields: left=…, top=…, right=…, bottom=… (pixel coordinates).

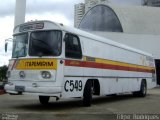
left=39, top=96, right=50, bottom=105
left=83, top=80, right=92, bottom=107
left=133, top=80, right=147, bottom=97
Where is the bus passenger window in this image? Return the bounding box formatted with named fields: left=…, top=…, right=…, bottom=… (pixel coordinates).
left=65, top=33, right=82, bottom=59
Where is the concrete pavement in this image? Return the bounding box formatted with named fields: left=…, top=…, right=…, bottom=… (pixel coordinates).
left=0, top=87, right=160, bottom=120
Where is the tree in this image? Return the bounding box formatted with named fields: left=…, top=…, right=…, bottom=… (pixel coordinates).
left=0, top=65, right=8, bottom=81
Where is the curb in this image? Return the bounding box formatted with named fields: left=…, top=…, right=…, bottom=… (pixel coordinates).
left=0, top=90, right=6, bottom=95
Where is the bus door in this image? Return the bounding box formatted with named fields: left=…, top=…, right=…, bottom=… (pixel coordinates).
left=63, top=33, right=84, bottom=98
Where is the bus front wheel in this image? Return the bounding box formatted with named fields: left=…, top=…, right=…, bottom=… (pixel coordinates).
left=39, top=96, right=50, bottom=105
left=83, top=80, right=93, bottom=107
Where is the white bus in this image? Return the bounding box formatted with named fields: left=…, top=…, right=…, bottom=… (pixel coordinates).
left=5, top=20, right=156, bottom=106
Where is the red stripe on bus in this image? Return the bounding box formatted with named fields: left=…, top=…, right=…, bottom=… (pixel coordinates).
left=11, top=60, right=17, bottom=70
left=65, top=60, right=155, bottom=73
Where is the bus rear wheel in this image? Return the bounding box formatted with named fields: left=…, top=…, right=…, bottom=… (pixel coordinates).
left=83, top=80, right=93, bottom=107
left=39, top=96, right=50, bottom=105
left=133, top=80, right=147, bottom=97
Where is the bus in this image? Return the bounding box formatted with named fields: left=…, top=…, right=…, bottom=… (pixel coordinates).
left=5, top=20, right=156, bottom=107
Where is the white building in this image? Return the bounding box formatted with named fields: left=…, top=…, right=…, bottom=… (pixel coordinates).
left=74, top=0, right=145, bottom=28
left=74, top=3, right=85, bottom=28
left=14, top=0, right=26, bottom=27
left=79, top=4, right=160, bottom=58
left=74, top=0, right=109, bottom=28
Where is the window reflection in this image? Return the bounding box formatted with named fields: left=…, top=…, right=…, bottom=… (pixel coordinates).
left=12, top=33, right=28, bottom=58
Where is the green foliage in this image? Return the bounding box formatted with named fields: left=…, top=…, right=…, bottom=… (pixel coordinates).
left=0, top=65, right=8, bottom=81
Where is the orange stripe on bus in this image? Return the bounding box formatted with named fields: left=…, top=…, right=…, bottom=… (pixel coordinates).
left=65, top=60, right=155, bottom=73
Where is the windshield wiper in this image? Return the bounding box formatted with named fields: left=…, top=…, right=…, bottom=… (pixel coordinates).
left=31, top=38, right=49, bottom=47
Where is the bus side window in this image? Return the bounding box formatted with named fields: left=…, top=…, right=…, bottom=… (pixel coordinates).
left=65, top=33, right=82, bottom=59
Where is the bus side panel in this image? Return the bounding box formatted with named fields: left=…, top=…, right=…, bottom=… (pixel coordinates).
left=81, top=36, right=156, bottom=96
left=99, top=78, right=119, bottom=95
left=62, top=63, right=85, bottom=98
left=99, top=78, right=141, bottom=95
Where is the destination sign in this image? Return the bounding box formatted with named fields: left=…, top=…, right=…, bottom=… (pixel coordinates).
left=16, top=59, right=57, bottom=70
left=19, top=22, right=44, bottom=32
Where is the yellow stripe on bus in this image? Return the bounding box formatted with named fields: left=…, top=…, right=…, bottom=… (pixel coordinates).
left=84, top=57, right=154, bottom=71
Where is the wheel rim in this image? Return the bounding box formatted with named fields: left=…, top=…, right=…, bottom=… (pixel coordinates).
left=143, top=83, right=146, bottom=95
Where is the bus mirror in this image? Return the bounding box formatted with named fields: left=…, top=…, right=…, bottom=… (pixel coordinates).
left=5, top=42, right=8, bottom=53
left=5, top=38, right=13, bottom=53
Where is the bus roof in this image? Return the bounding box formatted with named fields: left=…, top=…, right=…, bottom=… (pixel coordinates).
left=61, top=22, right=152, bottom=57
left=14, top=20, right=153, bottom=57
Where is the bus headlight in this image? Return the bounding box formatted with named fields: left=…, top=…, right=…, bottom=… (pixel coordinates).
left=41, top=71, right=51, bottom=79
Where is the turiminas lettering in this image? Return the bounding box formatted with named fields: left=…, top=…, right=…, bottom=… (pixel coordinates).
left=25, top=61, right=54, bottom=67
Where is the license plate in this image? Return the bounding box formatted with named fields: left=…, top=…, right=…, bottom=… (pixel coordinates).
left=15, top=86, right=25, bottom=92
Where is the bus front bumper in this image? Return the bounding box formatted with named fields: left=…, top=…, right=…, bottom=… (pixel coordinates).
left=4, top=84, right=62, bottom=96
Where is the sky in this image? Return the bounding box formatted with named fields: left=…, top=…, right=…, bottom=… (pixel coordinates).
left=0, top=0, right=141, bottom=66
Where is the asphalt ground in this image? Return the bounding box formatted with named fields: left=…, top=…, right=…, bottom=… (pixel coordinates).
left=0, top=87, right=160, bottom=120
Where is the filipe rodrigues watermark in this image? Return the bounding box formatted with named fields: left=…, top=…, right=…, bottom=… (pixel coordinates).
left=0, top=113, right=160, bottom=120
left=1, top=113, right=18, bottom=120
left=117, top=114, right=160, bottom=120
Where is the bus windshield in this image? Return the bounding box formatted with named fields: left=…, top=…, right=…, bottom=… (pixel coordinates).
left=29, top=31, right=62, bottom=56
left=12, top=33, right=28, bottom=58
